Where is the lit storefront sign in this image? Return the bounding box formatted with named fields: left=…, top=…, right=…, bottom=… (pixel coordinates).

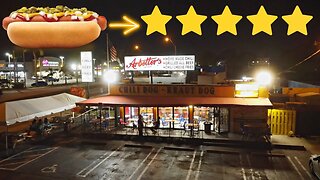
left=81, top=51, right=93, bottom=83
left=124, top=55, right=195, bottom=71
left=0, top=63, right=24, bottom=71
left=235, top=84, right=259, bottom=97
left=110, top=84, right=235, bottom=97
left=42, top=59, right=59, bottom=67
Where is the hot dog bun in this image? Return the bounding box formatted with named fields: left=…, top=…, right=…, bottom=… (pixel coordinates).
left=7, top=21, right=101, bottom=48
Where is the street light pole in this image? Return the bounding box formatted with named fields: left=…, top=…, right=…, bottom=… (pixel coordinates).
left=165, top=37, right=176, bottom=55
left=5, top=52, right=12, bottom=81
left=23, top=50, right=27, bottom=88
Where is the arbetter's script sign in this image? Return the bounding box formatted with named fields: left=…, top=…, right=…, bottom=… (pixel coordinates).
left=124, top=55, right=195, bottom=71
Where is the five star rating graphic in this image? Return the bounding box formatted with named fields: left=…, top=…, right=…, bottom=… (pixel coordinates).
left=140, top=5, right=313, bottom=36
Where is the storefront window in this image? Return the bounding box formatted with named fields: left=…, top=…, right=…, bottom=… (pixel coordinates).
left=140, top=107, right=154, bottom=127
left=122, top=106, right=191, bottom=130
left=158, top=107, right=172, bottom=128
left=194, top=106, right=209, bottom=130
left=174, top=106, right=188, bottom=129
left=158, top=106, right=188, bottom=129
left=194, top=106, right=229, bottom=132
left=124, top=107, right=155, bottom=128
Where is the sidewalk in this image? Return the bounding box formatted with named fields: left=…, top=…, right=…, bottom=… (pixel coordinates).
left=271, top=135, right=320, bottom=154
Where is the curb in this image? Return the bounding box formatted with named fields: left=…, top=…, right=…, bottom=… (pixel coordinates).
left=206, top=149, right=240, bottom=154
left=272, top=144, right=306, bottom=151
left=163, top=146, right=195, bottom=151
left=251, top=152, right=286, bottom=157
left=124, top=144, right=153, bottom=149
left=80, top=139, right=107, bottom=145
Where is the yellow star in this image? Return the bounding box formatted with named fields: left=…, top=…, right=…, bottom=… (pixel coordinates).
left=176, top=6, right=207, bottom=35
left=211, top=6, right=242, bottom=35
left=247, top=6, right=277, bottom=35
left=282, top=6, right=313, bottom=35
left=141, top=6, right=172, bottom=36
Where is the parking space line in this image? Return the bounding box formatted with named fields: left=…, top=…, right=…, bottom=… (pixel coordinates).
left=246, top=154, right=255, bottom=180
left=194, top=150, right=203, bottom=180
left=0, top=147, right=35, bottom=164
left=186, top=150, right=197, bottom=180
left=77, top=145, right=122, bottom=178
left=137, top=148, right=162, bottom=180
left=128, top=148, right=155, bottom=180
left=12, top=147, right=58, bottom=171
left=287, top=156, right=304, bottom=180
left=0, top=161, right=29, bottom=167
left=23, top=147, right=57, bottom=153
left=239, top=154, right=247, bottom=180
left=294, top=156, right=312, bottom=179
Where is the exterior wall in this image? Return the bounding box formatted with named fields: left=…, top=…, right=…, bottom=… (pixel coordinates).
left=197, top=75, right=213, bottom=85
left=230, top=106, right=268, bottom=133
left=282, top=88, right=320, bottom=97
left=197, top=72, right=227, bottom=85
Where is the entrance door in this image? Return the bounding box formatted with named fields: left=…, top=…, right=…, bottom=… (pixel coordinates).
left=209, top=107, right=229, bottom=133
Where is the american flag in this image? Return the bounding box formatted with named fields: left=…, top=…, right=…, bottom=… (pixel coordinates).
left=110, top=45, right=117, bottom=61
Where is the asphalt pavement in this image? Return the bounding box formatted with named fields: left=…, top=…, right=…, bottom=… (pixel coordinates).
left=0, top=134, right=317, bottom=180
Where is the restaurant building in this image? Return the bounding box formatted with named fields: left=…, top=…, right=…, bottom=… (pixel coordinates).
left=77, top=83, right=272, bottom=134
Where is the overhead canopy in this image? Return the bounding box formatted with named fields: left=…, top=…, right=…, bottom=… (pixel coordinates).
left=77, top=95, right=273, bottom=107
left=3, top=93, right=86, bottom=125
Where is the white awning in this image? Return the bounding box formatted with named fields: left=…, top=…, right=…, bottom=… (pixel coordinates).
left=4, top=93, right=86, bottom=125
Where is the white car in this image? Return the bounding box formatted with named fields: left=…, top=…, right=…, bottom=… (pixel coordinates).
left=309, top=154, right=320, bottom=179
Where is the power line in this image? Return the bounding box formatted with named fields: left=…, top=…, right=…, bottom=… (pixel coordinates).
left=284, top=48, right=320, bottom=72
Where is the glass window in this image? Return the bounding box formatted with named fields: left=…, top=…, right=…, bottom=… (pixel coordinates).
left=158, top=107, right=173, bottom=128
left=124, top=107, right=155, bottom=127
left=194, top=106, right=210, bottom=130
left=174, top=106, right=188, bottom=129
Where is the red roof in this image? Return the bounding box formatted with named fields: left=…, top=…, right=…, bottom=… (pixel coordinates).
left=77, top=95, right=272, bottom=107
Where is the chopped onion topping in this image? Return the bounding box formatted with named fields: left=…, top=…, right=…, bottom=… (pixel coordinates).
left=10, top=12, right=17, bottom=19
left=39, top=11, right=45, bottom=16
left=47, top=14, right=53, bottom=18
left=78, top=16, right=84, bottom=21
left=74, top=11, right=82, bottom=15
left=71, top=15, right=78, bottom=20
left=92, top=13, right=98, bottom=18
left=25, top=14, right=30, bottom=21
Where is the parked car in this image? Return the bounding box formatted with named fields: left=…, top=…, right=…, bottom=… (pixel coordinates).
left=31, top=76, right=43, bottom=81
left=31, top=81, right=48, bottom=87
left=43, top=76, right=59, bottom=82
left=47, top=77, right=59, bottom=82
left=309, top=154, right=320, bottom=179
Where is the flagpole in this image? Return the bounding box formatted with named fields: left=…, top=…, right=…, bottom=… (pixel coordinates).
left=106, top=33, right=110, bottom=71
left=106, top=32, right=111, bottom=96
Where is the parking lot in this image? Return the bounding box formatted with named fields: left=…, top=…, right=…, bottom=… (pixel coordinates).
left=0, top=139, right=316, bottom=180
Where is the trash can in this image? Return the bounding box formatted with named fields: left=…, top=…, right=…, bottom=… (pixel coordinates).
left=204, top=123, right=212, bottom=134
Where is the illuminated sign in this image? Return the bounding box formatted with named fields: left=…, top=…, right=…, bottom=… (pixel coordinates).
left=81, top=51, right=93, bottom=83
left=124, top=55, right=195, bottom=71
left=235, top=84, right=259, bottom=97
left=110, top=84, right=235, bottom=97
left=42, top=59, right=59, bottom=67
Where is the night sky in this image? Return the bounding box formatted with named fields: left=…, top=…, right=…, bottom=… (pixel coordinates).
left=1, top=0, right=320, bottom=81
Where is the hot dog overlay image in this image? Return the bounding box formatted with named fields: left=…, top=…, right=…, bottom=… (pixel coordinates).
left=2, top=5, right=107, bottom=48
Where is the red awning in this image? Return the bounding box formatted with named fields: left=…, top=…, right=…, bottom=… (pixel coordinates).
left=76, top=95, right=273, bottom=107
